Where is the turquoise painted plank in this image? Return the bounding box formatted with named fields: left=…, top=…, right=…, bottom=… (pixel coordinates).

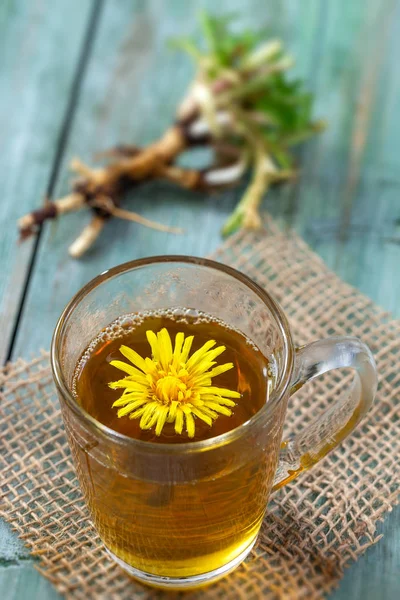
left=0, top=565, right=61, bottom=600
left=0, top=522, right=29, bottom=565
left=336, top=0, right=400, bottom=314
left=330, top=512, right=400, bottom=600
left=326, top=4, right=400, bottom=593
left=0, top=0, right=95, bottom=597
left=268, top=0, right=400, bottom=317
left=0, top=0, right=95, bottom=364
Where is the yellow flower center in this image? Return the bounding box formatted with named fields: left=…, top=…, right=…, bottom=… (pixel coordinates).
left=154, top=374, right=189, bottom=404
left=108, top=327, right=241, bottom=438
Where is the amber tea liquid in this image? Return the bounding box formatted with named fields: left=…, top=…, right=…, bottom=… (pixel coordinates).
left=72, top=309, right=276, bottom=578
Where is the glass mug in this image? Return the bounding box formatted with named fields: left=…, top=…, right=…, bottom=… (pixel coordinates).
left=51, top=256, right=377, bottom=589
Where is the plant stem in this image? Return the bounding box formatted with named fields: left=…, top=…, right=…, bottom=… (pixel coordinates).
left=222, top=141, right=270, bottom=235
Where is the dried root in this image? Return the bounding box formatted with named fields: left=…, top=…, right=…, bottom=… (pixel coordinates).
left=18, top=13, right=324, bottom=257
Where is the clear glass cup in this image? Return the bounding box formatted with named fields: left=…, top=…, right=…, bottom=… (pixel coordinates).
left=51, top=256, right=377, bottom=589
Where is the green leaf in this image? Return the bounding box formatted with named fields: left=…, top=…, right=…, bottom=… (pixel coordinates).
left=199, top=11, right=237, bottom=65
left=251, top=74, right=316, bottom=134
left=198, top=11, right=271, bottom=69
left=168, top=37, right=202, bottom=61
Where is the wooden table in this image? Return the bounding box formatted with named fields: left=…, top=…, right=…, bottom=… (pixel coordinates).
left=1, top=1, right=399, bottom=598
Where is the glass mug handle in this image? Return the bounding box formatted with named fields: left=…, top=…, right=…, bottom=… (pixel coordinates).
left=273, top=336, right=378, bottom=491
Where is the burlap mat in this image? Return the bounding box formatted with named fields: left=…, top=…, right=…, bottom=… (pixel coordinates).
left=1, top=216, right=399, bottom=599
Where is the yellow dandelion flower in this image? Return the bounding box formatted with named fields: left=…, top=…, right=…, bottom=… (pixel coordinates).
left=108, top=327, right=241, bottom=438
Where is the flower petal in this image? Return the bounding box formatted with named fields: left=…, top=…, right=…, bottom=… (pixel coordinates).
left=112, top=394, right=147, bottom=407
left=109, top=380, right=148, bottom=392
left=201, top=346, right=226, bottom=364
left=180, top=335, right=194, bottom=362
left=191, top=407, right=213, bottom=426
left=208, top=362, right=234, bottom=378
left=109, top=360, right=146, bottom=378
left=145, top=357, right=159, bottom=377
left=203, top=401, right=233, bottom=416
left=173, top=332, right=185, bottom=366
left=155, top=405, right=169, bottom=436
left=144, top=410, right=159, bottom=430
left=198, top=386, right=241, bottom=398
left=190, top=376, right=212, bottom=388
left=146, top=330, right=160, bottom=362
left=117, top=399, right=147, bottom=417
left=140, top=402, right=159, bottom=429
left=185, top=412, right=195, bottom=438
left=168, top=400, right=178, bottom=422
left=129, top=406, right=148, bottom=419
left=201, top=395, right=237, bottom=407
left=185, top=340, right=216, bottom=370
left=188, top=361, right=217, bottom=378
left=195, top=405, right=218, bottom=419
left=175, top=408, right=184, bottom=434
left=157, top=328, right=173, bottom=370
left=119, top=345, right=147, bottom=372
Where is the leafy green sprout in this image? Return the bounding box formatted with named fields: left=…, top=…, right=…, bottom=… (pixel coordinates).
left=171, top=12, right=325, bottom=235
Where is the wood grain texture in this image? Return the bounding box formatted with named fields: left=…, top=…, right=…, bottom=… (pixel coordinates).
left=330, top=513, right=400, bottom=600
left=269, top=0, right=400, bottom=316
left=0, top=0, right=399, bottom=598
left=0, top=0, right=95, bottom=364
left=0, top=564, right=60, bottom=600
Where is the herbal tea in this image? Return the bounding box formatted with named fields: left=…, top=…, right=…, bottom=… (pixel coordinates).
left=74, top=310, right=273, bottom=442
left=71, top=309, right=276, bottom=577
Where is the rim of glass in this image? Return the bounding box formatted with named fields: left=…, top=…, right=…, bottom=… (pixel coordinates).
left=51, top=255, right=294, bottom=453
